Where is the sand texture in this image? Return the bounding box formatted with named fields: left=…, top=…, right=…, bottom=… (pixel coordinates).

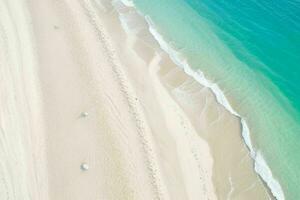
left=0, top=0, right=270, bottom=199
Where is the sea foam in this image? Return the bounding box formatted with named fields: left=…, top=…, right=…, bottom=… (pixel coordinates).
left=116, top=0, right=285, bottom=199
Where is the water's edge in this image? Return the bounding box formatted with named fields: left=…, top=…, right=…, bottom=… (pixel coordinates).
left=117, top=0, right=285, bottom=199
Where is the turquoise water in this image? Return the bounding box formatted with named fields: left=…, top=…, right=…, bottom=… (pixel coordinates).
left=131, top=0, right=300, bottom=199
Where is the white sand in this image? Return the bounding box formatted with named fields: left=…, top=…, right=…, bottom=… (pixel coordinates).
left=0, top=0, right=48, bottom=199
left=0, top=0, right=271, bottom=199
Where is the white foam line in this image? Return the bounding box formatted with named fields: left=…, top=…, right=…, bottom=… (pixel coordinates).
left=120, top=0, right=134, bottom=7
left=145, top=17, right=284, bottom=200
left=114, top=1, right=285, bottom=199
left=146, top=16, right=285, bottom=200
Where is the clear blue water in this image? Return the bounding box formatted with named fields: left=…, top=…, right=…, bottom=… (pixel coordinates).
left=132, top=0, right=300, bottom=199
left=186, top=0, right=300, bottom=114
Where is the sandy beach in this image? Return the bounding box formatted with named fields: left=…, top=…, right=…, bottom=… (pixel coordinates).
left=0, top=0, right=271, bottom=199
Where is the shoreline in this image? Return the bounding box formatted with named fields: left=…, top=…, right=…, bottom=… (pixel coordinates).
left=148, top=11, right=283, bottom=200
left=28, top=0, right=216, bottom=198
left=0, top=0, right=280, bottom=199
left=103, top=1, right=217, bottom=198
left=114, top=0, right=279, bottom=199
left=146, top=18, right=282, bottom=199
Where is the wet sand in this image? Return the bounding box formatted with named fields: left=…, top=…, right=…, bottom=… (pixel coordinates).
left=0, top=0, right=270, bottom=199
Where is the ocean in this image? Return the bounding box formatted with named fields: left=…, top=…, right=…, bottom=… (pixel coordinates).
left=128, top=0, right=300, bottom=199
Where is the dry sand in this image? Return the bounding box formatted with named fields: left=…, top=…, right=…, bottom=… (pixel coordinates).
left=0, top=0, right=271, bottom=199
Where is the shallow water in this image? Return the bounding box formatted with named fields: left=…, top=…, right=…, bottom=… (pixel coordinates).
left=131, top=0, right=300, bottom=199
